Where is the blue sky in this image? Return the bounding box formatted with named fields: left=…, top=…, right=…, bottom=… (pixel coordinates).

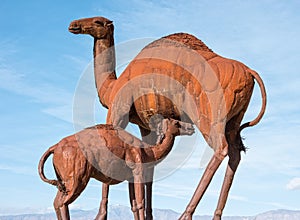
left=1, top=0, right=300, bottom=217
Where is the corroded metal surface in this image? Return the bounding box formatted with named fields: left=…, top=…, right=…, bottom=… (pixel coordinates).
left=38, top=119, right=194, bottom=220
left=66, top=16, right=267, bottom=220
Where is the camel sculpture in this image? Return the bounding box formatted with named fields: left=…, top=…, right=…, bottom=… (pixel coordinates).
left=38, top=118, right=194, bottom=220
left=69, top=16, right=267, bottom=220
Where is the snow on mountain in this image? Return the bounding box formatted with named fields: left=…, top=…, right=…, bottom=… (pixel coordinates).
left=0, top=206, right=299, bottom=220
left=254, top=209, right=300, bottom=220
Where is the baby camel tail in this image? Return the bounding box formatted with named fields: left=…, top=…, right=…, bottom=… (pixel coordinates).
left=38, top=144, right=68, bottom=194
left=38, top=145, right=58, bottom=186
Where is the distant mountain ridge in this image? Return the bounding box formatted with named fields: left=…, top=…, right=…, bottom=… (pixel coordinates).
left=1, top=205, right=300, bottom=220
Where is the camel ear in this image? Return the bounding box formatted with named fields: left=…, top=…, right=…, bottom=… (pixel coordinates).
left=161, top=119, right=169, bottom=134
left=154, top=119, right=168, bottom=145
left=105, top=20, right=113, bottom=27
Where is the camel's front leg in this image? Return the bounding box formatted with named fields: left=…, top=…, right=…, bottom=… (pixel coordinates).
left=129, top=181, right=139, bottom=219
left=139, top=126, right=158, bottom=220
left=213, top=146, right=241, bottom=220
left=95, top=183, right=109, bottom=220
left=133, top=164, right=145, bottom=220
left=128, top=167, right=154, bottom=220
left=145, top=166, right=154, bottom=220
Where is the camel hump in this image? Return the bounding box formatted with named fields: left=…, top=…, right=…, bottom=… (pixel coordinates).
left=145, top=32, right=213, bottom=53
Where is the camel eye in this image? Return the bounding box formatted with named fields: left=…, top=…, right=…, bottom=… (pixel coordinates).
left=94, top=20, right=104, bottom=26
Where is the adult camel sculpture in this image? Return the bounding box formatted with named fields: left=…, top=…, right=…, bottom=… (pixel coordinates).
left=69, top=16, right=267, bottom=220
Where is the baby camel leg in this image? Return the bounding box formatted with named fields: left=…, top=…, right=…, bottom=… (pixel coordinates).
left=53, top=163, right=91, bottom=220
left=139, top=126, right=157, bottom=220
left=95, top=183, right=110, bottom=220
left=54, top=180, right=89, bottom=220
left=179, top=135, right=228, bottom=220
left=129, top=181, right=139, bottom=220
left=133, top=164, right=145, bottom=220
left=53, top=191, right=70, bottom=220
left=213, top=145, right=241, bottom=219
left=129, top=170, right=154, bottom=220
left=97, top=108, right=130, bottom=219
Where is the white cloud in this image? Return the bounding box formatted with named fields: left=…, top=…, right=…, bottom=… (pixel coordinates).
left=43, top=105, right=73, bottom=123
left=286, top=178, right=300, bottom=190
left=0, top=39, right=18, bottom=62
left=0, top=68, right=73, bottom=104
left=153, top=181, right=198, bottom=200
left=0, top=66, right=75, bottom=123
left=0, top=164, right=35, bottom=176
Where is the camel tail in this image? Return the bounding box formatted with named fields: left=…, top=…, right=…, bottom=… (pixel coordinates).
left=240, top=70, right=267, bottom=132
left=38, top=144, right=58, bottom=186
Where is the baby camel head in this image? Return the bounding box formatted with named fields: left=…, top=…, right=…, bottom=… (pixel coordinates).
left=69, top=16, right=113, bottom=39
left=159, top=118, right=195, bottom=137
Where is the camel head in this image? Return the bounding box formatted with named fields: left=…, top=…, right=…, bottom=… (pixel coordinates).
left=69, top=16, right=113, bottom=39
left=159, top=119, right=195, bottom=137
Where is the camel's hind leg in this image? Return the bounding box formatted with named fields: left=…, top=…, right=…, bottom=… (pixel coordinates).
left=53, top=150, right=92, bottom=220
left=213, top=145, right=241, bottom=219
left=213, top=113, right=245, bottom=219
left=54, top=180, right=90, bottom=220
left=53, top=191, right=70, bottom=220
left=53, top=178, right=89, bottom=220
left=179, top=125, right=229, bottom=220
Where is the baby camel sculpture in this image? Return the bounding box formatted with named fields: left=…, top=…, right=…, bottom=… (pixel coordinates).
left=69, top=16, right=267, bottom=219
left=38, top=118, right=194, bottom=220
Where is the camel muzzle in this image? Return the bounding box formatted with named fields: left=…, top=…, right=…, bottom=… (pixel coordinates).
left=179, top=123, right=195, bottom=136
left=68, top=25, right=81, bottom=34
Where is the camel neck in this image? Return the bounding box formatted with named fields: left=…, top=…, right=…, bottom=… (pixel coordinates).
left=93, top=36, right=117, bottom=108
left=93, top=36, right=115, bottom=59
left=148, top=132, right=176, bottom=162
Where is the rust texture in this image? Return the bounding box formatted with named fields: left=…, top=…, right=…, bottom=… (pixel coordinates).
left=67, top=16, right=267, bottom=220
left=38, top=119, right=194, bottom=220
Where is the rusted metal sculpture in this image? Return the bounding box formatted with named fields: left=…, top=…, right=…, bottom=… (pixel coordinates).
left=38, top=119, right=194, bottom=220
left=69, top=16, right=267, bottom=220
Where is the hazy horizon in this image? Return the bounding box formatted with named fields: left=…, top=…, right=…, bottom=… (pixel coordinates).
left=1, top=0, right=300, bottom=217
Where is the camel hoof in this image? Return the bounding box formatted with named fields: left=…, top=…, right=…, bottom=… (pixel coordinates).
left=213, top=210, right=222, bottom=220
left=94, top=212, right=107, bottom=220
left=146, top=215, right=153, bottom=220
left=178, top=212, right=192, bottom=220
left=212, top=215, right=221, bottom=220
left=146, top=209, right=153, bottom=220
